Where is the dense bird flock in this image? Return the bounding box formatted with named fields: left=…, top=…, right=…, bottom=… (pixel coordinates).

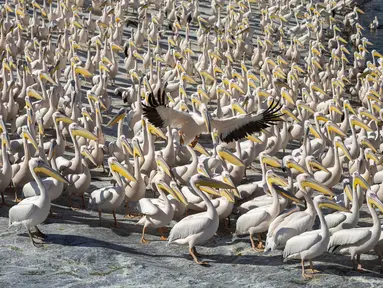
left=1, top=0, right=383, bottom=281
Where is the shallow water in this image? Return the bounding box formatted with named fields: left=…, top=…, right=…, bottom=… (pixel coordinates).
left=360, top=0, right=383, bottom=52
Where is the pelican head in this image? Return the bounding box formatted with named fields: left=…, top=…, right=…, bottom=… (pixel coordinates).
left=169, top=181, right=188, bottom=206
left=216, top=145, right=245, bottom=167
left=315, top=195, right=349, bottom=212
left=366, top=191, right=383, bottom=213
left=69, top=123, right=98, bottom=141
left=108, top=157, right=136, bottom=182
left=107, top=108, right=127, bottom=127
left=30, top=158, right=69, bottom=185
left=282, top=156, right=307, bottom=173
left=192, top=174, right=235, bottom=190
left=298, top=173, right=335, bottom=197
left=21, top=126, right=38, bottom=151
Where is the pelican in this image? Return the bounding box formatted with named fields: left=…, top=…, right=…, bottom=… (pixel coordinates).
left=168, top=174, right=234, bottom=265
left=89, top=157, right=136, bottom=227
left=328, top=191, right=383, bottom=271
left=236, top=170, right=301, bottom=251
left=9, top=158, right=69, bottom=247
left=283, top=196, right=348, bottom=279
left=137, top=179, right=187, bottom=243
left=143, top=87, right=284, bottom=144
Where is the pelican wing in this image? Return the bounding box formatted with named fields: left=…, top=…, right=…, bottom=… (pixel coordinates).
left=275, top=214, right=312, bottom=246
left=56, top=156, right=72, bottom=171
left=90, top=188, right=114, bottom=205
left=314, top=170, right=331, bottom=183
left=142, top=83, right=192, bottom=129
left=168, top=213, right=212, bottom=242
left=283, top=231, right=321, bottom=258
left=236, top=210, right=269, bottom=234
left=328, top=228, right=371, bottom=248
left=324, top=212, right=347, bottom=229
left=211, top=100, right=284, bottom=143
left=137, top=198, right=161, bottom=216
left=9, top=203, right=37, bottom=225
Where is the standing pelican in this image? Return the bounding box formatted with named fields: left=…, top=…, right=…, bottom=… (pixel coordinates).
left=283, top=196, right=348, bottom=278
left=168, top=174, right=234, bottom=264
left=8, top=158, right=69, bottom=246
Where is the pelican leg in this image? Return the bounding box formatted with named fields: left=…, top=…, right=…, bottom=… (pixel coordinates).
left=189, top=247, right=207, bottom=265
left=256, top=233, right=264, bottom=251
left=27, top=229, right=43, bottom=248
left=33, top=226, right=47, bottom=239
left=192, top=247, right=201, bottom=257
left=98, top=209, right=102, bottom=226
left=301, top=259, right=313, bottom=279
left=14, top=186, right=21, bottom=203
left=141, top=226, right=149, bottom=244
left=190, top=136, right=199, bottom=148
left=356, top=254, right=364, bottom=271
left=379, top=256, right=382, bottom=274
left=250, top=234, right=257, bottom=251
left=307, top=261, right=320, bottom=273
left=81, top=195, right=86, bottom=208
left=158, top=227, right=167, bottom=240
left=112, top=210, right=118, bottom=227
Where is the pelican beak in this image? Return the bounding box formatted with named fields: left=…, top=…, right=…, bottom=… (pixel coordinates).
left=328, top=122, right=346, bottom=138
left=286, top=160, right=307, bottom=173
left=80, top=147, right=97, bottom=166
left=55, top=114, right=74, bottom=124
left=318, top=198, right=349, bottom=212
left=2, top=133, right=10, bottom=149
left=368, top=193, right=383, bottom=213
left=214, top=66, right=223, bottom=74
left=197, top=87, right=209, bottom=100
left=82, top=109, right=93, bottom=122
left=230, top=82, right=245, bottom=94
left=99, top=62, right=110, bottom=73
left=361, top=110, right=379, bottom=122
left=107, top=109, right=126, bottom=127
left=193, top=142, right=210, bottom=157
left=157, top=157, right=172, bottom=177
left=344, top=184, right=353, bottom=202
left=329, top=105, right=343, bottom=115
left=273, top=185, right=302, bottom=203
left=133, top=51, right=144, bottom=61
left=75, top=67, right=93, bottom=77
left=131, top=140, right=142, bottom=158
left=102, top=56, right=113, bottom=66
left=356, top=8, right=365, bottom=14
left=27, top=88, right=43, bottom=100
left=217, top=147, right=245, bottom=167
left=353, top=173, right=370, bottom=190
left=23, top=129, right=39, bottom=151
left=111, top=44, right=123, bottom=52
left=232, top=102, right=247, bottom=115
left=316, top=114, right=330, bottom=123
left=335, top=140, right=352, bottom=161
left=34, top=161, right=69, bottom=185
left=361, top=138, right=377, bottom=153
left=72, top=126, right=98, bottom=141
left=221, top=190, right=235, bottom=203
left=366, top=150, right=380, bottom=164
left=282, top=108, right=300, bottom=122
left=308, top=159, right=329, bottom=173
left=170, top=183, right=188, bottom=206
left=182, top=74, right=198, bottom=85
left=338, top=37, right=348, bottom=44
left=148, top=123, right=166, bottom=139
left=373, top=50, right=383, bottom=58
left=40, top=72, right=57, bottom=86
left=197, top=176, right=235, bottom=190
left=110, top=161, right=137, bottom=182
left=312, top=84, right=326, bottom=95
left=351, top=117, right=372, bottom=132
left=281, top=90, right=294, bottom=105
left=301, top=178, right=335, bottom=197
left=38, top=119, right=44, bottom=136
left=262, top=154, right=282, bottom=168
left=222, top=174, right=240, bottom=198
left=345, top=102, right=357, bottom=115
left=197, top=164, right=210, bottom=177
left=246, top=134, right=262, bottom=143
left=267, top=171, right=289, bottom=187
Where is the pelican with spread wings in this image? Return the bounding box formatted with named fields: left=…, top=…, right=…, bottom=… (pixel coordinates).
left=142, top=84, right=284, bottom=144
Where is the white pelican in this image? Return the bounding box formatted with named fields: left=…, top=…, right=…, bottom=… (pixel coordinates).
left=328, top=191, right=383, bottom=271
left=8, top=158, right=69, bottom=247
left=283, top=196, right=348, bottom=279
left=137, top=179, right=188, bottom=243
left=89, top=157, right=137, bottom=227
left=236, top=170, right=301, bottom=251
left=168, top=174, right=234, bottom=265
left=143, top=87, right=284, bottom=144
left=265, top=174, right=335, bottom=251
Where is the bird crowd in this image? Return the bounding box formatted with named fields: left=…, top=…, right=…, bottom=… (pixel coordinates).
left=1, top=0, right=383, bottom=280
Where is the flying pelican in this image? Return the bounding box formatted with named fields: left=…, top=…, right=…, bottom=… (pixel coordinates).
left=142, top=85, right=284, bottom=144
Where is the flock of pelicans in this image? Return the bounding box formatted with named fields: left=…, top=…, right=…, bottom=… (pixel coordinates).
left=1, top=0, right=383, bottom=280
